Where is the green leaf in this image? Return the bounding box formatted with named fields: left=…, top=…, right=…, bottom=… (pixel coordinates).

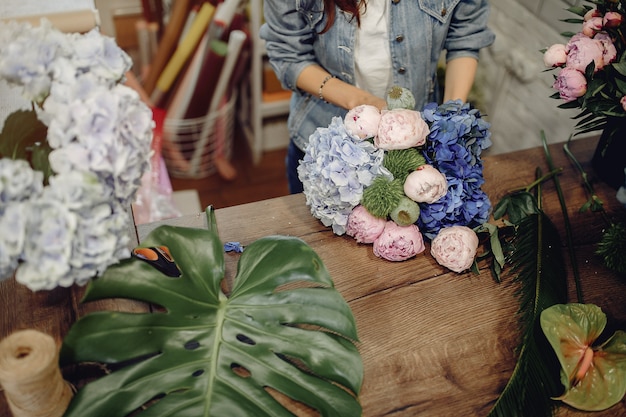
left=487, top=213, right=568, bottom=417
left=492, top=191, right=539, bottom=225
left=0, top=108, right=53, bottom=179
left=60, top=208, right=363, bottom=417
left=541, top=304, right=626, bottom=411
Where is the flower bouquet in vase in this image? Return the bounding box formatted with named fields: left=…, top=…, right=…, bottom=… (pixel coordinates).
left=298, top=87, right=492, bottom=273
left=543, top=0, right=626, bottom=189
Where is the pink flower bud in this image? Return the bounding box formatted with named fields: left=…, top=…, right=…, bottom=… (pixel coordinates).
left=344, top=104, right=381, bottom=140
left=603, top=11, right=623, bottom=28
left=584, top=8, right=601, bottom=21
left=375, top=108, right=429, bottom=150
left=582, top=17, right=603, bottom=37
left=373, top=221, right=425, bottom=262
left=543, top=44, right=567, bottom=67
left=430, top=226, right=479, bottom=273
left=346, top=205, right=386, bottom=243
left=552, top=67, right=587, bottom=102
left=621, top=96, right=626, bottom=112
left=403, top=164, right=448, bottom=204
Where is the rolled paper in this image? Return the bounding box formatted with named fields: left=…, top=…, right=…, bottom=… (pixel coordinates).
left=0, top=329, right=73, bottom=417
left=0, top=9, right=101, bottom=34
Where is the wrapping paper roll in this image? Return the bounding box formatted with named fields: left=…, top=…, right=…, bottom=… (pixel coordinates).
left=0, top=330, right=73, bottom=417
left=1, top=9, right=100, bottom=33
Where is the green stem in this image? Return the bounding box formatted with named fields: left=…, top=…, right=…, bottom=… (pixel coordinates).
left=506, top=168, right=564, bottom=195
left=541, top=131, right=584, bottom=303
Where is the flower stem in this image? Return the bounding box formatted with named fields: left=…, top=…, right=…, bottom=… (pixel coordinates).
left=541, top=132, right=584, bottom=303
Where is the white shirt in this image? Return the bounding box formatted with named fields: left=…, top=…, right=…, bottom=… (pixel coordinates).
left=354, top=1, right=393, bottom=99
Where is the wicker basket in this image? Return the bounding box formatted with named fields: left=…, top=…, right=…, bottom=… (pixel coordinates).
left=162, top=93, right=236, bottom=179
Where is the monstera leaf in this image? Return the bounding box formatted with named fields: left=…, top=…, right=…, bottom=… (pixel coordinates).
left=60, top=207, right=363, bottom=417
left=540, top=303, right=626, bottom=411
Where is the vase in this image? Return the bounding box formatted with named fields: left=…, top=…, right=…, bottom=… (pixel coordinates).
left=591, top=117, right=626, bottom=190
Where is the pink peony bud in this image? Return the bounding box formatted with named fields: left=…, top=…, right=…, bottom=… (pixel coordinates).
left=403, top=164, right=448, bottom=204
left=344, top=104, right=382, bottom=140
left=430, top=226, right=479, bottom=273
left=603, top=11, right=623, bottom=28
left=346, top=205, right=386, bottom=243
left=582, top=16, right=603, bottom=37
left=621, top=96, right=626, bottom=112
left=584, top=8, right=602, bottom=21
left=552, top=67, right=587, bottom=102
left=566, top=32, right=605, bottom=72
left=594, top=32, right=617, bottom=66
left=375, top=108, right=430, bottom=150
left=373, top=221, right=425, bottom=262
left=543, top=44, right=567, bottom=67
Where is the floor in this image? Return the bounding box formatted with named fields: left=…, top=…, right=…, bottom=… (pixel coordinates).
left=168, top=128, right=290, bottom=211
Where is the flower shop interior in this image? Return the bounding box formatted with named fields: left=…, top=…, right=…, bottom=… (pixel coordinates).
left=1, top=1, right=626, bottom=417
left=1, top=0, right=592, bottom=219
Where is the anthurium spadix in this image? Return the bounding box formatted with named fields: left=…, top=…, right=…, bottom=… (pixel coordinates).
left=540, top=303, right=626, bottom=411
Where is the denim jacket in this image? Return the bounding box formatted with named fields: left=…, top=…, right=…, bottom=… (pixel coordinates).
left=260, top=0, right=495, bottom=151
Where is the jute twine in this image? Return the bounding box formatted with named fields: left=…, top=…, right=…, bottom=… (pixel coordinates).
left=0, top=329, right=73, bottom=417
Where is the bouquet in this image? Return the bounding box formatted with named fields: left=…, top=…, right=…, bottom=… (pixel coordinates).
left=298, top=87, right=492, bottom=273
left=0, top=20, right=153, bottom=291
left=543, top=0, right=626, bottom=135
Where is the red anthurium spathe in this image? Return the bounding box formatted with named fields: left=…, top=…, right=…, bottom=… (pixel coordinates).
left=540, top=303, right=626, bottom=411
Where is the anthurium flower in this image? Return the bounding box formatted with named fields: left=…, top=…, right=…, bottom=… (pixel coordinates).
left=540, top=303, right=626, bottom=411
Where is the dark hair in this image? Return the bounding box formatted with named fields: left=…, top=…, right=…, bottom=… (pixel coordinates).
left=320, top=0, right=365, bottom=33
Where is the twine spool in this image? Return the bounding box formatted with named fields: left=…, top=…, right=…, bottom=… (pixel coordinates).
left=0, top=329, right=73, bottom=417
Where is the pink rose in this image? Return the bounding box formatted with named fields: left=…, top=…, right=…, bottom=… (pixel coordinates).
left=373, top=221, right=425, bottom=262
left=553, top=67, right=587, bottom=102
left=403, top=164, right=448, bottom=203
left=566, top=33, right=605, bottom=72
left=582, top=17, right=603, bottom=37
left=603, top=11, right=623, bottom=28
left=346, top=205, right=386, bottom=243
left=543, top=44, right=567, bottom=67
left=375, top=108, right=430, bottom=150
left=594, top=32, right=617, bottom=66
left=621, top=96, right=626, bottom=112
left=344, top=104, right=381, bottom=140
left=430, top=226, right=479, bottom=273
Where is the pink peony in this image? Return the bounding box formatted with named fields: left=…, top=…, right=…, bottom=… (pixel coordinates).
left=594, top=32, right=617, bottom=66
left=603, top=11, right=623, bottom=28
left=621, top=96, right=626, bottom=112
left=346, top=205, right=386, bottom=243
left=543, top=44, right=567, bottom=67
left=552, top=67, right=587, bottom=102
left=373, top=221, right=425, bottom=262
left=430, top=226, right=479, bottom=273
left=582, top=16, right=603, bottom=37
left=566, top=33, right=606, bottom=72
left=375, top=108, right=429, bottom=150
left=403, top=164, right=448, bottom=204
left=344, top=104, right=381, bottom=140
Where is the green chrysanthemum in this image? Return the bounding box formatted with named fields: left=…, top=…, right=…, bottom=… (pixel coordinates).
left=596, top=222, right=626, bottom=275
left=361, top=177, right=404, bottom=218
left=386, top=85, right=416, bottom=110
left=383, top=148, right=426, bottom=183
left=390, top=196, right=421, bottom=226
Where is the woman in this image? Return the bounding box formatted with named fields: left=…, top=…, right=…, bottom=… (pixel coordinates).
left=259, top=0, right=495, bottom=193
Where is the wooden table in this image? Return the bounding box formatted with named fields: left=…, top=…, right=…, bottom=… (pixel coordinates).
left=1, top=136, right=625, bottom=416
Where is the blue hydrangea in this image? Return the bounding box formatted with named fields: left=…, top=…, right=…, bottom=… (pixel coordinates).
left=418, top=100, right=492, bottom=238
left=298, top=117, right=390, bottom=235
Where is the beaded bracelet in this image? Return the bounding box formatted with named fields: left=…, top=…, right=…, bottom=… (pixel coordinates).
left=318, top=74, right=335, bottom=103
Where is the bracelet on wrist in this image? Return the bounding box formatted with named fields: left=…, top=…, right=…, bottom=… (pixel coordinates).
left=318, top=74, right=335, bottom=103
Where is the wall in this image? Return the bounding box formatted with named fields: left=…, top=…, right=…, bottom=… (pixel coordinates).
left=479, top=0, right=590, bottom=155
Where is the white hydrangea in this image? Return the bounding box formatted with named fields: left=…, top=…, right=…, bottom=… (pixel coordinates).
left=0, top=20, right=152, bottom=291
